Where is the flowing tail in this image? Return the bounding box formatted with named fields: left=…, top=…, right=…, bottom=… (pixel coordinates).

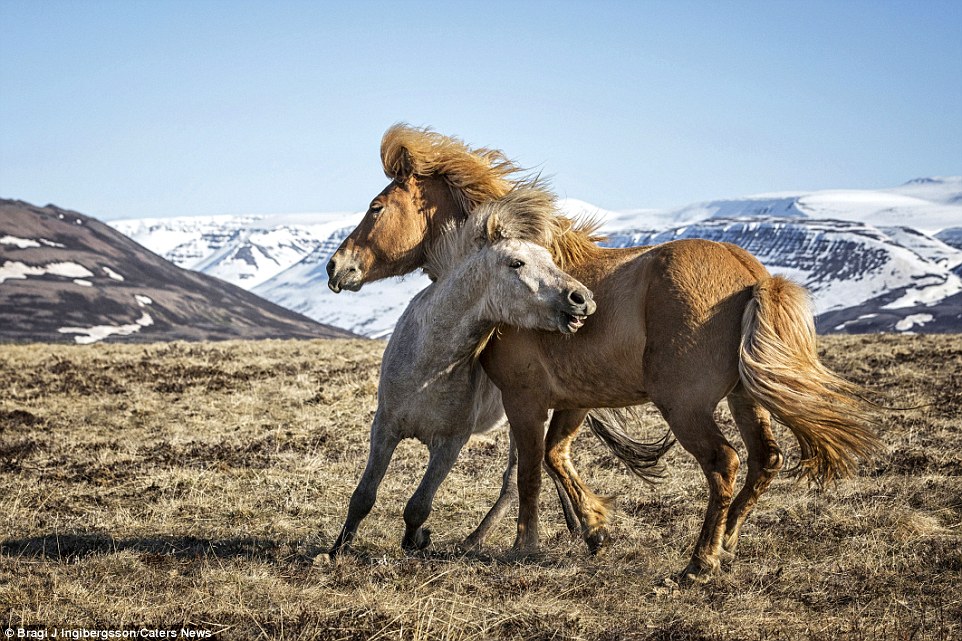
left=585, top=407, right=675, bottom=483
left=738, top=276, right=884, bottom=484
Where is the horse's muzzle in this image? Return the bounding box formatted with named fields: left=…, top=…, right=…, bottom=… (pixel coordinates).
left=560, top=286, right=596, bottom=333
left=327, top=253, right=364, bottom=293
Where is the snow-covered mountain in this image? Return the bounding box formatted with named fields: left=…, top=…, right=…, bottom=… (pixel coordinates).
left=108, top=177, right=962, bottom=336
left=113, top=212, right=362, bottom=289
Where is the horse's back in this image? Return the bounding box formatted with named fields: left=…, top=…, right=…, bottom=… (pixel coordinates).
left=482, top=239, right=771, bottom=410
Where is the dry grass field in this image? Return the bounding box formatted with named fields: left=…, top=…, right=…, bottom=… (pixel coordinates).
left=1, top=335, right=960, bottom=640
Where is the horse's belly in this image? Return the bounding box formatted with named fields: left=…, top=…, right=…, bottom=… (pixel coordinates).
left=468, top=377, right=508, bottom=435
left=535, top=334, right=650, bottom=409
left=550, top=367, right=650, bottom=410
left=387, top=371, right=506, bottom=443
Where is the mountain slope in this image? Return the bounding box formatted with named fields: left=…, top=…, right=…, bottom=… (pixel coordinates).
left=605, top=217, right=962, bottom=333
left=0, top=199, right=356, bottom=343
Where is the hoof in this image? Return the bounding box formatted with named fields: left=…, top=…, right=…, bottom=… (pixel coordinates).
left=458, top=534, right=483, bottom=553
left=678, top=558, right=719, bottom=585
left=509, top=538, right=541, bottom=557
left=505, top=545, right=544, bottom=563
left=328, top=540, right=350, bottom=559
left=402, top=527, right=432, bottom=552
left=585, top=528, right=610, bottom=555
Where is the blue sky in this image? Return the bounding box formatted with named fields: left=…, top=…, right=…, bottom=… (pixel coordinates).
left=1, top=0, right=960, bottom=219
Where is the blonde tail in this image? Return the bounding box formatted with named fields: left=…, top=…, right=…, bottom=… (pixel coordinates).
left=739, top=277, right=883, bottom=484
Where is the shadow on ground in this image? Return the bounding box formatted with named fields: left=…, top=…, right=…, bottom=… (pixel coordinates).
left=0, top=533, right=290, bottom=562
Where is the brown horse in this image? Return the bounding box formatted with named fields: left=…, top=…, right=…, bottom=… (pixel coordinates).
left=328, top=125, right=883, bottom=582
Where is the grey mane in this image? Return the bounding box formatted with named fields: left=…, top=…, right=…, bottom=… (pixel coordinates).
left=424, top=182, right=560, bottom=279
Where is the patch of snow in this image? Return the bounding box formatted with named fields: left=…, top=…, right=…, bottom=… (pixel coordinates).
left=834, top=314, right=878, bottom=331
left=1, top=235, right=66, bottom=249
left=73, top=279, right=92, bottom=287
left=0, top=261, right=44, bottom=283
left=1, top=235, right=41, bottom=248
left=895, top=314, right=934, bottom=332
left=882, top=274, right=962, bottom=310
left=0, top=260, right=94, bottom=284
left=796, top=190, right=961, bottom=234
left=58, top=312, right=154, bottom=344
left=881, top=227, right=962, bottom=270
left=888, top=177, right=962, bottom=206
left=102, top=266, right=125, bottom=281
left=43, top=262, right=94, bottom=279
left=135, top=295, right=153, bottom=306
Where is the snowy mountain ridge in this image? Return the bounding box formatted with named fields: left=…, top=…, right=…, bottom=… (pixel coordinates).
left=109, top=177, right=962, bottom=336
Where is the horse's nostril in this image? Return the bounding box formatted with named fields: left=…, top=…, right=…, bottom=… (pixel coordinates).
left=569, top=290, right=586, bottom=306
left=326, top=259, right=337, bottom=278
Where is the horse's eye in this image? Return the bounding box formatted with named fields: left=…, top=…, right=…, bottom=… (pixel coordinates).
left=509, top=259, right=525, bottom=270
left=370, top=203, right=384, bottom=216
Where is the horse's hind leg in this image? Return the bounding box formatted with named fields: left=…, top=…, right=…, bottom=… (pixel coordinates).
left=544, top=409, right=614, bottom=554
left=330, top=421, right=401, bottom=557
left=461, top=432, right=519, bottom=550
left=662, top=406, right=739, bottom=583
left=546, top=460, right=582, bottom=538
left=402, top=434, right=470, bottom=552
left=722, top=385, right=783, bottom=560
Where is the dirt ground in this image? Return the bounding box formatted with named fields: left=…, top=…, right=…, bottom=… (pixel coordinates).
left=0, top=335, right=959, bottom=640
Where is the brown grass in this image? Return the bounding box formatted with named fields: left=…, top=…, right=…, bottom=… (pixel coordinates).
left=1, top=335, right=960, bottom=639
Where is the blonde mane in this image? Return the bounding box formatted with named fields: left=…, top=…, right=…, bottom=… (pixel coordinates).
left=382, top=124, right=526, bottom=214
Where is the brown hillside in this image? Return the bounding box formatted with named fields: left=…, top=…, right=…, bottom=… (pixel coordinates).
left=0, top=199, right=356, bottom=342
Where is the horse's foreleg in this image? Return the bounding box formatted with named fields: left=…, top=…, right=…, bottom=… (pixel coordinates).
left=544, top=409, right=613, bottom=553
left=461, top=427, right=580, bottom=551
left=461, top=431, right=519, bottom=550
left=722, top=386, right=783, bottom=560
left=663, top=407, right=739, bottom=583
left=330, top=423, right=401, bottom=558
left=503, top=399, right=550, bottom=552
left=401, top=434, right=469, bottom=552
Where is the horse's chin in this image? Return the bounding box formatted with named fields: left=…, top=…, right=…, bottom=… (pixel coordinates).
left=328, top=277, right=364, bottom=293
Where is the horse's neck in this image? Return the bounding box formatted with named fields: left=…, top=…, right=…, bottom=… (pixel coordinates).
left=412, top=257, right=492, bottom=367
left=420, top=176, right=468, bottom=253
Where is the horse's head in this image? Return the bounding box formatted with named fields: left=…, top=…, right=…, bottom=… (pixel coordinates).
left=327, top=124, right=523, bottom=293
left=326, top=174, right=458, bottom=292
left=479, top=237, right=596, bottom=334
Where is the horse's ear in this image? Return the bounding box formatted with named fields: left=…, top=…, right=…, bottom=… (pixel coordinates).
left=484, top=211, right=503, bottom=244
left=388, top=146, right=415, bottom=180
